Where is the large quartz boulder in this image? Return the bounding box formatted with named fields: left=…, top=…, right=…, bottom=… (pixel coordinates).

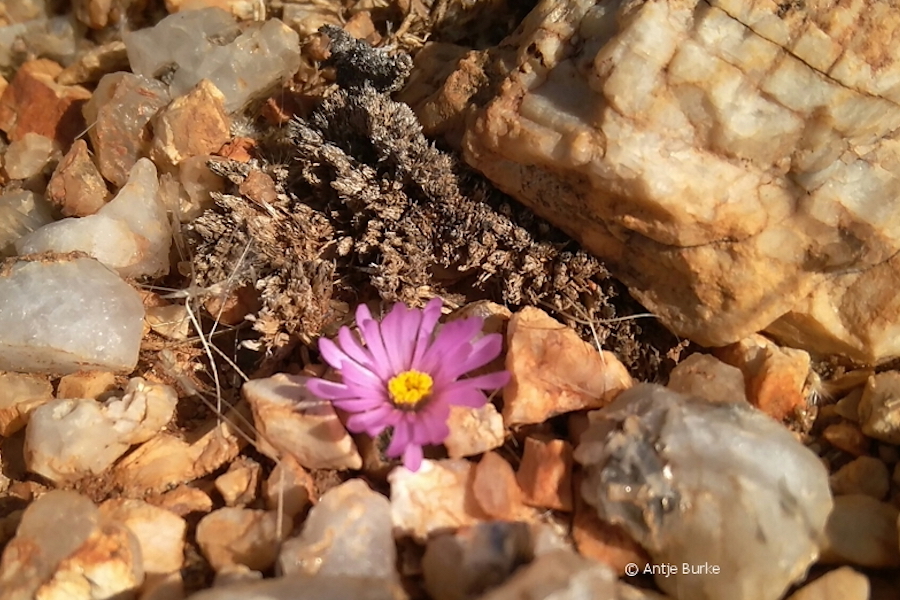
left=408, top=0, right=900, bottom=362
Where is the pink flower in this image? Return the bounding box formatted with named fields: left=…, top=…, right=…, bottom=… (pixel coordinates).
left=306, top=298, right=509, bottom=471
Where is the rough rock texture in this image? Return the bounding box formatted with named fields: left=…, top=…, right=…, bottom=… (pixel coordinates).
left=46, top=139, right=111, bottom=216
left=0, top=190, right=55, bottom=257
left=17, top=158, right=173, bottom=278
left=575, top=384, right=833, bottom=600
left=24, top=377, right=178, bottom=483
left=0, top=58, right=91, bottom=145
left=82, top=71, right=170, bottom=187
left=0, top=254, right=144, bottom=374
left=413, top=0, right=900, bottom=363
left=278, top=480, right=396, bottom=581
left=503, top=307, right=632, bottom=426
left=0, top=490, right=144, bottom=600
left=124, top=7, right=300, bottom=113
left=242, top=373, right=362, bottom=470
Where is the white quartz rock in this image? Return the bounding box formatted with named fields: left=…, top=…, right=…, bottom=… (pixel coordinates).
left=574, top=383, right=833, bottom=600
left=124, top=8, right=301, bottom=113
left=417, top=0, right=900, bottom=361
left=0, top=190, right=55, bottom=256
left=0, top=490, right=144, bottom=600
left=278, top=480, right=396, bottom=580
left=0, top=255, right=144, bottom=374
left=4, top=132, right=60, bottom=179
left=24, top=377, right=178, bottom=483
left=16, top=158, right=172, bottom=278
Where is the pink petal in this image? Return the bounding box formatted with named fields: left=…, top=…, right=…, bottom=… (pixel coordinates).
left=459, top=370, right=510, bottom=391
left=439, top=333, right=504, bottom=381
left=414, top=404, right=450, bottom=445
left=386, top=416, right=412, bottom=457
left=416, top=317, right=484, bottom=374
left=402, top=444, right=424, bottom=471
left=345, top=404, right=397, bottom=435
left=337, top=327, right=385, bottom=378
left=380, top=303, right=419, bottom=374
left=436, top=383, right=489, bottom=408
left=410, top=298, right=443, bottom=365
left=337, top=359, right=384, bottom=389
left=306, top=378, right=358, bottom=400
left=318, top=337, right=349, bottom=370
left=332, top=394, right=387, bottom=412
left=357, top=303, right=394, bottom=379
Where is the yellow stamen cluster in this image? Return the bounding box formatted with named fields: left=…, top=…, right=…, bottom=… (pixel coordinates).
left=388, top=370, right=433, bottom=407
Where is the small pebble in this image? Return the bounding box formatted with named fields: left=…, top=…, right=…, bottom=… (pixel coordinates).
left=516, top=437, right=574, bottom=512
left=829, top=456, right=890, bottom=499
left=822, top=421, right=871, bottom=456
left=196, top=508, right=291, bottom=572
left=471, top=451, right=525, bottom=520
left=503, top=307, right=632, bottom=426
left=390, top=459, right=488, bottom=542
left=265, top=455, right=314, bottom=519
left=858, top=372, right=900, bottom=444
left=667, top=353, right=748, bottom=405
left=215, top=457, right=261, bottom=507
left=243, top=373, right=362, bottom=470
left=821, top=494, right=900, bottom=568
left=278, top=479, right=395, bottom=580
left=785, top=567, right=869, bottom=600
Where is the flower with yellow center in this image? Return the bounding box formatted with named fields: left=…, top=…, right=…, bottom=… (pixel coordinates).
left=388, top=370, right=434, bottom=407
left=307, top=298, right=510, bottom=472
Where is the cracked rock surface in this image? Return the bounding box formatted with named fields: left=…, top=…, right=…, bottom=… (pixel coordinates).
left=412, top=0, right=900, bottom=362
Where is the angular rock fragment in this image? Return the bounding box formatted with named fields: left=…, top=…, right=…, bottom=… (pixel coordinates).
left=389, top=459, right=489, bottom=542
left=215, top=457, right=261, bottom=507
left=17, top=158, right=173, bottom=278
left=422, top=522, right=533, bottom=600
left=0, top=58, right=91, bottom=145
left=0, top=190, right=55, bottom=256
left=785, top=567, right=869, bottom=600
left=184, top=572, right=408, bottom=600
left=717, top=334, right=812, bottom=420
left=0, top=254, right=144, bottom=374
left=421, top=0, right=900, bottom=362
left=46, top=139, right=111, bottom=217
left=857, top=371, right=900, bottom=444
left=503, top=307, right=631, bottom=426
left=278, top=480, right=396, bottom=580
left=829, top=456, right=890, bottom=500
left=0, top=372, right=52, bottom=435
left=666, top=353, right=747, bottom=405
left=57, top=40, right=130, bottom=85
left=56, top=370, right=116, bottom=400
left=112, top=408, right=246, bottom=495
left=516, top=437, right=573, bottom=512
left=821, top=494, right=900, bottom=568
left=264, top=455, right=314, bottom=519
left=3, top=132, right=59, bottom=180
left=98, top=498, right=186, bottom=575
left=150, top=79, right=231, bottom=169
left=575, top=384, right=833, bottom=600
left=124, top=8, right=300, bottom=113
left=477, top=550, right=665, bottom=600
left=243, top=373, right=362, bottom=470
left=196, top=507, right=291, bottom=572
left=83, top=72, right=170, bottom=187
left=471, top=451, right=529, bottom=521
left=24, top=378, right=178, bottom=483
left=0, top=490, right=143, bottom=600
left=444, top=402, right=505, bottom=459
